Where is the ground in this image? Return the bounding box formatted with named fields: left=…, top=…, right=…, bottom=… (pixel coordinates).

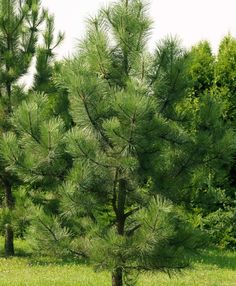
left=0, top=239, right=235, bottom=285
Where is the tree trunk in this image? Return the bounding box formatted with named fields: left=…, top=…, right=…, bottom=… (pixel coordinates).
left=4, top=181, right=15, bottom=256
left=6, top=82, right=12, bottom=114
left=5, top=224, right=14, bottom=256
left=111, top=178, right=127, bottom=286
left=112, top=268, right=123, bottom=286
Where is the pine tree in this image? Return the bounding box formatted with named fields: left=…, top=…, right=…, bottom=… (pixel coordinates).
left=0, top=0, right=47, bottom=256
left=1, top=1, right=201, bottom=284
left=0, top=0, right=63, bottom=256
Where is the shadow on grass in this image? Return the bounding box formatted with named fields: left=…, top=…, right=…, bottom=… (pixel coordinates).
left=1, top=237, right=235, bottom=271
left=0, top=250, right=33, bottom=259
left=0, top=237, right=33, bottom=258
left=27, top=255, right=87, bottom=267
left=194, top=249, right=236, bottom=270
left=0, top=251, right=87, bottom=267
left=0, top=239, right=87, bottom=266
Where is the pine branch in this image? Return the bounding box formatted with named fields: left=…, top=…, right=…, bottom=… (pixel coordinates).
left=68, top=248, right=88, bottom=259
left=124, top=206, right=139, bottom=218
left=74, top=138, right=114, bottom=169
left=174, top=151, right=196, bottom=178
left=38, top=218, right=59, bottom=242
left=112, top=168, right=119, bottom=216
left=12, top=12, right=26, bottom=36
left=77, top=89, right=112, bottom=148
left=125, top=223, right=141, bottom=236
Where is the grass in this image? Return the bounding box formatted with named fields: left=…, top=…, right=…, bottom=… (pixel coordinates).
left=0, top=239, right=235, bottom=285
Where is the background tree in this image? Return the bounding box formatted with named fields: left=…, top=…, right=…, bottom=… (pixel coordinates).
left=215, top=35, right=236, bottom=119
left=0, top=0, right=64, bottom=256
left=186, top=41, right=215, bottom=96
left=175, top=38, right=236, bottom=248
left=215, top=35, right=236, bottom=194
left=0, top=0, right=46, bottom=256
left=32, top=13, right=71, bottom=128
left=146, top=36, right=234, bottom=206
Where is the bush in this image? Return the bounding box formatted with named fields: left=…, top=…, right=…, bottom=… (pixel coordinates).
left=189, top=187, right=236, bottom=249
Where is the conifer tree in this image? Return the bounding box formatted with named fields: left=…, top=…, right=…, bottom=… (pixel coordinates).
left=183, top=39, right=235, bottom=198
left=0, top=0, right=63, bottom=256
left=146, top=37, right=235, bottom=205
left=215, top=35, right=236, bottom=192
left=1, top=1, right=199, bottom=284
left=174, top=39, right=236, bottom=247
left=186, top=41, right=215, bottom=96
left=0, top=0, right=47, bottom=256
left=215, top=35, right=236, bottom=118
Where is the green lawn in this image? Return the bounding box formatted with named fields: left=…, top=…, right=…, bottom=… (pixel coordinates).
left=0, top=239, right=235, bottom=286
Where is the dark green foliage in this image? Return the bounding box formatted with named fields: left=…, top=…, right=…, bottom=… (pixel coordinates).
left=146, top=38, right=235, bottom=206
left=215, top=35, right=236, bottom=119
left=0, top=0, right=65, bottom=256
left=0, top=0, right=47, bottom=256
left=180, top=37, right=236, bottom=248
left=189, top=176, right=236, bottom=249
left=214, top=35, right=236, bottom=204
left=33, top=13, right=64, bottom=93
left=150, top=36, right=188, bottom=118
left=2, top=93, right=68, bottom=186
left=186, top=41, right=215, bottom=95
left=202, top=206, right=236, bottom=249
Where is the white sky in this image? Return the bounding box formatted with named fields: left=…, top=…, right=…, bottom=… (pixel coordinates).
left=41, top=0, right=236, bottom=57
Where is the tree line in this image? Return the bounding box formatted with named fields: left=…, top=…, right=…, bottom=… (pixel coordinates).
left=0, top=1, right=235, bottom=286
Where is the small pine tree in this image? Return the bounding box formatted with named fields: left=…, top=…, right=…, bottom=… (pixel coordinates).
left=1, top=1, right=201, bottom=285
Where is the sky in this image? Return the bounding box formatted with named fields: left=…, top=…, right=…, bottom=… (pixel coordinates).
left=40, top=0, right=236, bottom=58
